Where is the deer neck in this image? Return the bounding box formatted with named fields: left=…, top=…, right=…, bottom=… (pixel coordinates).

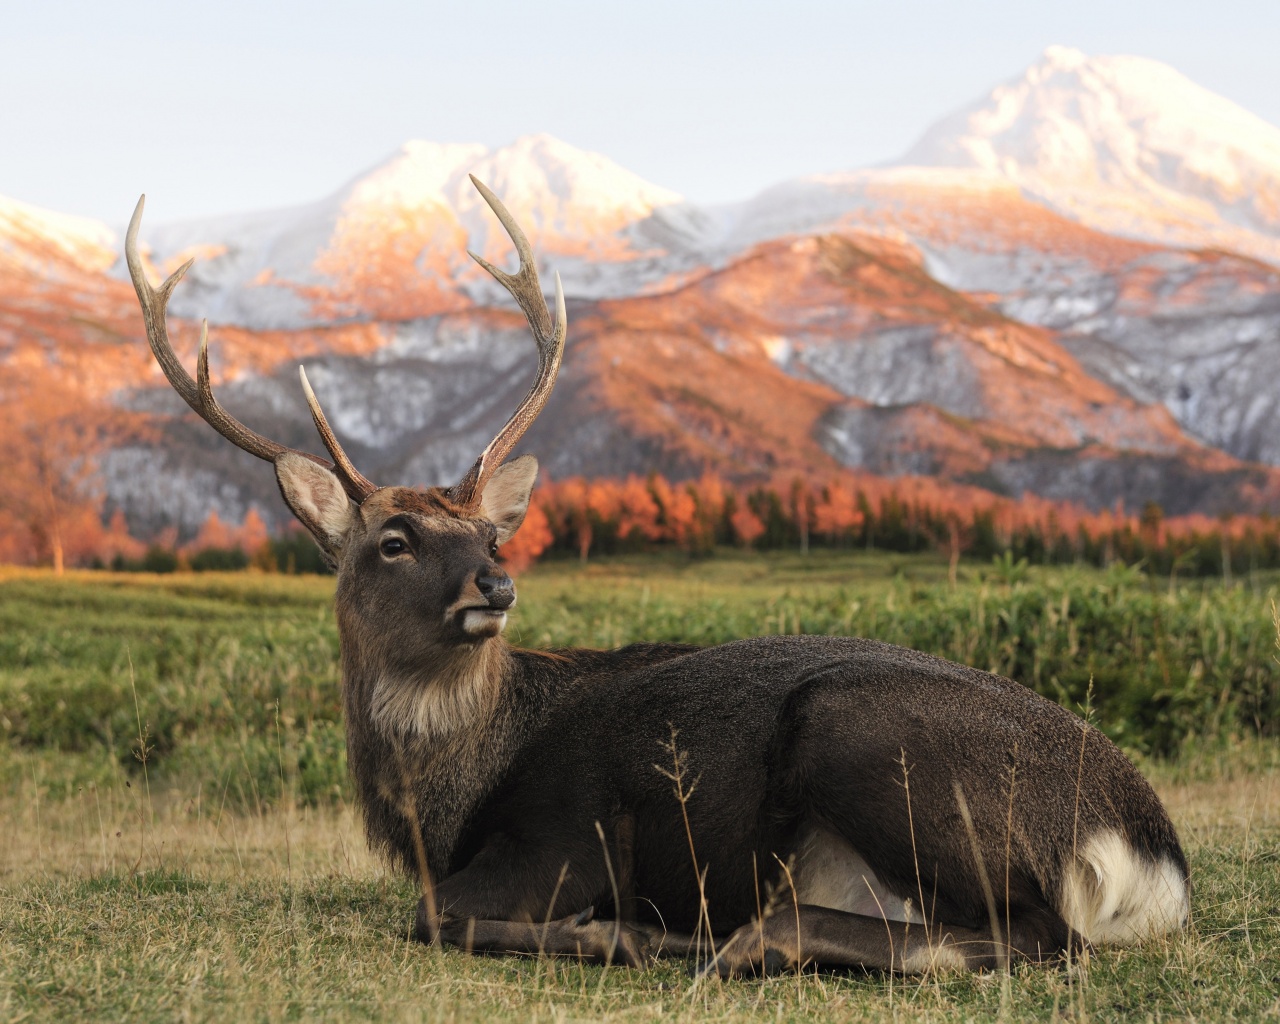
left=339, top=630, right=529, bottom=872
left=362, top=639, right=511, bottom=744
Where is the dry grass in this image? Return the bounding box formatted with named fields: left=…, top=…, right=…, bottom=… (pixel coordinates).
left=3, top=561, right=1279, bottom=1021
left=3, top=746, right=1278, bottom=1022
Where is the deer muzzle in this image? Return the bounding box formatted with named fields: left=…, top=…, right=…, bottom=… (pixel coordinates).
left=456, top=572, right=516, bottom=638
left=477, top=574, right=515, bottom=610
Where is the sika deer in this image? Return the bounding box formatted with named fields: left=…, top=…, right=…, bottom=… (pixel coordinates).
left=126, top=178, right=1189, bottom=974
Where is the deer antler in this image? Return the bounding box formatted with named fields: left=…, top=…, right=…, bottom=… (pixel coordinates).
left=448, top=175, right=567, bottom=509
left=125, top=195, right=377, bottom=503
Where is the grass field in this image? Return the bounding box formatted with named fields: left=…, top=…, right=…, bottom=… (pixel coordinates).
left=3, top=552, right=1279, bottom=1021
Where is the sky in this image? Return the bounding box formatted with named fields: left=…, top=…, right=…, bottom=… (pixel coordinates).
left=4, top=0, right=1280, bottom=226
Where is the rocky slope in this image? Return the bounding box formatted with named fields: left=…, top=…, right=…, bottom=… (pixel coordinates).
left=95, top=228, right=1280, bottom=536
left=696, top=167, right=1280, bottom=471
left=5, top=49, right=1280, bottom=537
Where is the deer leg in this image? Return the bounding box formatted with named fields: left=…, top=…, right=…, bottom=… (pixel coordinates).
left=421, top=904, right=653, bottom=967
left=414, top=815, right=654, bottom=965
left=634, top=926, right=707, bottom=959
left=702, top=904, right=1059, bottom=976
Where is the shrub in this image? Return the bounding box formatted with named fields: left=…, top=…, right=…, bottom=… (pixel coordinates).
left=189, top=547, right=250, bottom=572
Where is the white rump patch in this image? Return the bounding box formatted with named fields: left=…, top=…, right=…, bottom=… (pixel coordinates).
left=1058, top=829, right=1189, bottom=945
left=794, top=827, right=917, bottom=923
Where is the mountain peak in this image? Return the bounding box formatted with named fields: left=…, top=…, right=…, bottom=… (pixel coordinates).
left=0, top=193, right=116, bottom=274
left=1038, top=44, right=1088, bottom=71
left=134, top=132, right=687, bottom=328
left=341, top=133, right=681, bottom=221
left=458, top=134, right=683, bottom=234
left=900, top=47, right=1280, bottom=262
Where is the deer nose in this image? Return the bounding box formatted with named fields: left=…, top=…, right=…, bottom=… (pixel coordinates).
left=476, top=573, right=515, bottom=610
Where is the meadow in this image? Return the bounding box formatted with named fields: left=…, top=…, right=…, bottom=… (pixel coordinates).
left=2, top=552, right=1278, bottom=1021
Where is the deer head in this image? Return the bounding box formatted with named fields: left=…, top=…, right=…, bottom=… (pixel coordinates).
left=126, top=178, right=566, bottom=686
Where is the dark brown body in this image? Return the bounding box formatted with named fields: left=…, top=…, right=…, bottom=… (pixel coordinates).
left=342, top=617, right=1188, bottom=972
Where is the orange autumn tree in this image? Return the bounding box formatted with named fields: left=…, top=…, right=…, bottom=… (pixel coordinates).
left=614, top=477, right=662, bottom=545
left=730, top=503, right=766, bottom=548
left=544, top=477, right=595, bottom=561
left=182, top=508, right=272, bottom=562
left=187, top=510, right=238, bottom=552
left=498, top=500, right=553, bottom=574
left=99, top=508, right=147, bottom=566
left=515, top=469, right=1280, bottom=578
left=813, top=480, right=864, bottom=547
left=648, top=475, right=701, bottom=552
left=0, top=367, right=132, bottom=572
left=688, top=474, right=730, bottom=553
left=789, top=478, right=814, bottom=554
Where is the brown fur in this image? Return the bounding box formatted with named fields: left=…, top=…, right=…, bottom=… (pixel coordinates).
left=368, top=643, right=507, bottom=742
left=307, top=476, right=627, bottom=878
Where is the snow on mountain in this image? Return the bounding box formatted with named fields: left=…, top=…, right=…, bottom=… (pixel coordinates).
left=995, top=247, right=1280, bottom=467
left=457, top=134, right=683, bottom=246
left=118, top=48, right=1280, bottom=336
left=99, top=230, right=1278, bottom=536
left=761, top=170, right=1280, bottom=473
left=11, top=47, right=1280, bottom=536
left=901, top=45, right=1280, bottom=264
left=0, top=194, right=116, bottom=276
left=0, top=195, right=144, bottom=370
left=132, top=134, right=686, bottom=329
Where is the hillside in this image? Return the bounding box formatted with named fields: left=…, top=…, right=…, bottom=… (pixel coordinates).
left=92, top=228, right=1279, bottom=536
left=4, top=48, right=1280, bottom=544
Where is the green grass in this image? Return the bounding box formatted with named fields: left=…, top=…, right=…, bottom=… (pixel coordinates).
left=5, top=549, right=1274, bottom=800
left=2, top=552, right=1280, bottom=1021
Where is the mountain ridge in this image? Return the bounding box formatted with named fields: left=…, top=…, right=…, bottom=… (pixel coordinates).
left=4, top=47, right=1280, bottom=539
left=902, top=45, right=1280, bottom=263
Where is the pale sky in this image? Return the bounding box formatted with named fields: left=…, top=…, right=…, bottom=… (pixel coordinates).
left=4, top=0, right=1279, bottom=226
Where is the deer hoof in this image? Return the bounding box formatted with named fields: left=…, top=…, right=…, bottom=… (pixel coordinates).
left=692, top=950, right=740, bottom=979
left=610, top=925, right=653, bottom=969
left=762, top=948, right=789, bottom=975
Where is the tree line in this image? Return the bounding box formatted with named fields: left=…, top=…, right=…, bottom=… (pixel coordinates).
left=9, top=471, right=1268, bottom=580
left=0, top=363, right=1271, bottom=579
left=520, top=473, right=1280, bottom=581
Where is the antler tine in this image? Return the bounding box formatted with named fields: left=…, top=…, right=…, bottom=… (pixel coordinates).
left=126, top=196, right=200, bottom=411
left=127, top=195, right=377, bottom=502
left=194, top=321, right=289, bottom=462
left=299, top=366, right=377, bottom=501
left=466, top=175, right=557, bottom=342
left=451, top=176, right=568, bottom=508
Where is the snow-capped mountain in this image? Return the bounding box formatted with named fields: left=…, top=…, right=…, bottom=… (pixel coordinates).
left=119, top=49, right=1280, bottom=326
left=901, top=45, right=1280, bottom=263
left=7, top=47, right=1280, bottom=538
left=0, top=194, right=116, bottom=276
left=133, top=134, right=687, bottom=329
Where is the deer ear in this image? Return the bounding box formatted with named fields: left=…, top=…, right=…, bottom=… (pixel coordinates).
left=275, top=452, right=356, bottom=557
left=479, top=455, right=538, bottom=544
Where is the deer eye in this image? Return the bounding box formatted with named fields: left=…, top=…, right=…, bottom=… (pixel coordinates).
left=380, top=536, right=408, bottom=558
left=490, top=541, right=499, bottom=558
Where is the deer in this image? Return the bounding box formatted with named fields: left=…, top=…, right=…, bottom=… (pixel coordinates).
left=125, top=177, right=1189, bottom=976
